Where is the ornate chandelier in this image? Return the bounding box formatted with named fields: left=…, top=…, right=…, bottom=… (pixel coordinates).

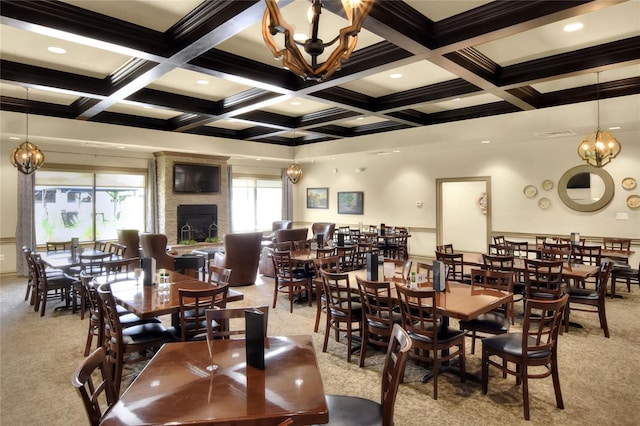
left=577, top=73, right=621, bottom=168
left=286, top=163, right=303, bottom=184
left=10, top=88, right=45, bottom=174
left=262, top=0, right=374, bottom=81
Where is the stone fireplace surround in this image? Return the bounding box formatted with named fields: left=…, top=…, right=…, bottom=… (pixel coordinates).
left=154, top=152, right=229, bottom=245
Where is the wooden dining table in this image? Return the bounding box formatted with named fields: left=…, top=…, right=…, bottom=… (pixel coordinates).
left=95, top=270, right=244, bottom=321
left=39, top=248, right=121, bottom=272
left=100, top=335, right=329, bottom=426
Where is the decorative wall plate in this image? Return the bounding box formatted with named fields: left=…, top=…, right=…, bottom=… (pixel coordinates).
left=627, top=195, right=640, bottom=210
left=622, top=177, right=637, bottom=190
left=542, top=179, right=554, bottom=191
left=523, top=185, right=538, bottom=198
left=538, top=197, right=551, bottom=210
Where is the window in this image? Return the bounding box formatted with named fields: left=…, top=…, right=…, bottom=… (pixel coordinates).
left=34, top=170, right=146, bottom=244
left=232, top=177, right=282, bottom=232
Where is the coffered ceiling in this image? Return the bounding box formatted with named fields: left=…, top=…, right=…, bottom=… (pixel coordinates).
left=1, top=0, right=639, bottom=148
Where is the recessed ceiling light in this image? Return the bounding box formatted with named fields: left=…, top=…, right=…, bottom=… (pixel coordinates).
left=452, top=98, right=461, bottom=102
left=9, top=136, right=20, bottom=140
left=392, top=150, right=400, bottom=153
left=196, top=79, right=209, bottom=85
left=389, top=73, right=402, bottom=79
left=481, top=140, right=490, bottom=144
left=47, top=46, right=66, bottom=54
left=563, top=22, right=583, bottom=32
left=357, top=117, right=364, bottom=120
left=291, top=101, right=301, bottom=106
left=256, top=158, right=262, bottom=161
left=115, top=146, right=125, bottom=149
left=608, top=126, right=621, bottom=130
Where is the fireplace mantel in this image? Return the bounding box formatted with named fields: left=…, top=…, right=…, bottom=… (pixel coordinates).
left=154, top=152, right=230, bottom=244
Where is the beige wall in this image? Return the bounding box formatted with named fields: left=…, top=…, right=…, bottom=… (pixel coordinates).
left=2, top=101, right=639, bottom=274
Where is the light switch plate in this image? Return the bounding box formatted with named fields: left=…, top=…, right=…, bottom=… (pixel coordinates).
left=616, top=212, right=629, bottom=220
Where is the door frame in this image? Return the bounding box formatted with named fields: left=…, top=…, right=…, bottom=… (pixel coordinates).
left=436, top=176, right=492, bottom=249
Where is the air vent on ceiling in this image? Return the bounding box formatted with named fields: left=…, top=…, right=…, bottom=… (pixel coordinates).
left=534, top=130, right=578, bottom=139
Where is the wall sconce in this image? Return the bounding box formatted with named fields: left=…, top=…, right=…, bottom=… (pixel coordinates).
left=286, top=163, right=303, bottom=184
left=10, top=88, right=45, bottom=174
left=262, top=0, right=374, bottom=81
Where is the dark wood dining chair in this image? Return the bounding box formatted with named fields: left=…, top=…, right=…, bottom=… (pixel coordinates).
left=395, top=284, right=466, bottom=400
left=482, top=253, right=519, bottom=323
left=356, top=276, right=402, bottom=368
left=312, top=256, right=342, bottom=333
left=72, top=347, right=118, bottom=426
left=435, top=251, right=467, bottom=283
left=602, top=237, right=631, bottom=252
left=207, top=265, right=232, bottom=289
left=32, top=254, right=75, bottom=317
left=320, top=270, right=363, bottom=363
left=459, top=269, right=513, bottom=354
left=564, top=259, right=613, bottom=337
left=505, top=240, right=529, bottom=258
left=524, top=259, right=564, bottom=300
left=271, top=250, right=312, bottom=313
left=178, top=286, right=230, bottom=341
left=323, top=324, right=412, bottom=426
left=97, top=283, right=176, bottom=395
left=436, top=243, right=454, bottom=254
left=81, top=272, right=158, bottom=356
left=93, top=240, right=109, bottom=252
left=416, top=261, right=433, bottom=281
left=481, top=294, right=569, bottom=420
left=23, top=247, right=64, bottom=305
left=611, top=261, right=639, bottom=297
left=103, top=257, right=140, bottom=282
left=46, top=240, right=71, bottom=252
left=205, top=305, right=269, bottom=339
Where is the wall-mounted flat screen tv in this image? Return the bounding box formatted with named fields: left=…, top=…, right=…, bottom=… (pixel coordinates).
left=173, top=163, right=220, bottom=193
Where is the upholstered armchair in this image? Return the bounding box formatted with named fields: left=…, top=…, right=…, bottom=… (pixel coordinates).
left=263, top=220, right=293, bottom=241
left=259, top=228, right=309, bottom=277
left=139, top=233, right=175, bottom=271
left=213, top=232, right=263, bottom=286
left=311, top=222, right=336, bottom=244
left=273, top=228, right=309, bottom=244
left=116, top=229, right=140, bottom=259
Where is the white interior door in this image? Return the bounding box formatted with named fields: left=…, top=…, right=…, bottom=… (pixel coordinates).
left=437, top=177, right=491, bottom=253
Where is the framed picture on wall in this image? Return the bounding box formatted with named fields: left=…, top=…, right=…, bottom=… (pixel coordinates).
left=337, top=191, right=364, bottom=214
left=307, top=187, right=329, bottom=209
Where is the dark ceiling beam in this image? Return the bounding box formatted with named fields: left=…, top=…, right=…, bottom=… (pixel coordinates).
left=76, top=1, right=268, bottom=120
left=0, top=0, right=168, bottom=61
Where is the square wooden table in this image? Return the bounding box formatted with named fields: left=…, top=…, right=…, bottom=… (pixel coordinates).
left=100, top=335, right=329, bottom=425
left=96, top=272, right=244, bottom=320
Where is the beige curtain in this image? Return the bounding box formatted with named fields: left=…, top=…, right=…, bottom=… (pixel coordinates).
left=15, top=172, right=35, bottom=276
left=282, top=169, right=293, bottom=221
left=146, top=158, right=157, bottom=233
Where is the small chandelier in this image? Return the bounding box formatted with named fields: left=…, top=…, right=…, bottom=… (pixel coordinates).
left=262, top=0, right=374, bottom=82
left=10, top=88, right=45, bottom=175
left=286, top=163, right=303, bottom=184
left=578, top=73, right=621, bottom=168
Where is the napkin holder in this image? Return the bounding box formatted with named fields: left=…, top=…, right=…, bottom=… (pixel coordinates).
left=337, top=232, right=345, bottom=247
left=571, top=232, right=580, bottom=244
left=366, top=253, right=378, bottom=281
left=433, top=260, right=447, bottom=292
left=71, top=237, right=79, bottom=257
left=245, top=308, right=265, bottom=370
left=141, top=257, right=156, bottom=286
left=380, top=223, right=385, bottom=236
left=316, top=233, right=324, bottom=247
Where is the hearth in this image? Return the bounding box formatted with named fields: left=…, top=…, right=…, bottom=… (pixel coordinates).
left=177, top=204, right=217, bottom=243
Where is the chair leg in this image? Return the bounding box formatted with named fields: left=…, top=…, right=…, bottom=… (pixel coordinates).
left=84, top=323, right=94, bottom=356
left=551, top=353, right=564, bottom=410
left=564, top=303, right=570, bottom=332
left=313, top=287, right=323, bottom=333
left=39, top=291, right=47, bottom=316
left=322, top=315, right=331, bottom=353
left=470, top=331, right=476, bottom=354
left=522, top=366, right=530, bottom=421
left=598, top=303, right=610, bottom=338
left=288, top=285, right=294, bottom=314
left=481, top=348, right=489, bottom=394
left=459, top=340, right=466, bottom=383
left=272, top=280, right=279, bottom=309
left=359, top=328, right=368, bottom=367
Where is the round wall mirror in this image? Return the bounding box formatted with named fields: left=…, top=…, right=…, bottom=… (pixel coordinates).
left=557, top=165, right=615, bottom=212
